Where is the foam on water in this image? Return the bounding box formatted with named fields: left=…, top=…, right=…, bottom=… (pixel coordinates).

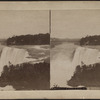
left=0, top=46, right=36, bottom=76
left=51, top=43, right=77, bottom=87
left=51, top=43, right=100, bottom=87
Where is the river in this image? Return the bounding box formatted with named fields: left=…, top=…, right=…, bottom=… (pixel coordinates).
left=51, top=42, right=100, bottom=89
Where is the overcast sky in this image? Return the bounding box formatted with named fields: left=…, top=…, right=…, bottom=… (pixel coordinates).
left=1, top=10, right=100, bottom=39
left=51, top=10, right=100, bottom=39
left=0, top=10, right=49, bottom=39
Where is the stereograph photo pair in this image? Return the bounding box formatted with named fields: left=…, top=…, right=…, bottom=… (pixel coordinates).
left=0, top=1, right=99, bottom=99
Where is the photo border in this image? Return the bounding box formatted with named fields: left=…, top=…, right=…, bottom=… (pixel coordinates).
left=0, top=1, right=99, bottom=99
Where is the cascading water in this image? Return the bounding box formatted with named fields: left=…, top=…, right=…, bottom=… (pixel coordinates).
left=0, top=46, right=35, bottom=76
left=72, top=47, right=100, bottom=67
left=51, top=43, right=100, bottom=88
left=51, top=43, right=77, bottom=87
left=69, top=47, right=100, bottom=81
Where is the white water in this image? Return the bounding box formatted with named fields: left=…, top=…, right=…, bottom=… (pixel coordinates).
left=51, top=43, right=100, bottom=88
left=51, top=43, right=77, bottom=87
left=0, top=85, right=15, bottom=91
left=0, top=46, right=36, bottom=76
left=72, top=46, right=100, bottom=67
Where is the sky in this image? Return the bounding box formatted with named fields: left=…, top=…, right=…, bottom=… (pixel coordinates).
left=1, top=10, right=100, bottom=39
left=0, top=10, right=49, bottom=39
left=51, top=10, right=100, bottom=39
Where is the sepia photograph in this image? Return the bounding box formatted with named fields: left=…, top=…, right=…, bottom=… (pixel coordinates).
left=51, top=10, right=100, bottom=90
left=0, top=10, right=50, bottom=90
left=0, top=1, right=100, bottom=99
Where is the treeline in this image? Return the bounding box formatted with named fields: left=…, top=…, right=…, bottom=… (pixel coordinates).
left=80, top=35, right=100, bottom=45
left=68, top=63, right=100, bottom=87
left=0, top=62, right=50, bottom=90
left=7, top=33, right=50, bottom=45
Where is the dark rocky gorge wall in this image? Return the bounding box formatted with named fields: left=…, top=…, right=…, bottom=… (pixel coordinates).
left=68, top=63, right=100, bottom=87
left=0, top=62, right=50, bottom=90
left=0, top=33, right=50, bottom=90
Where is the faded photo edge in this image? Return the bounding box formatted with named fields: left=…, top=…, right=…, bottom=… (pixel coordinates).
left=0, top=1, right=100, bottom=99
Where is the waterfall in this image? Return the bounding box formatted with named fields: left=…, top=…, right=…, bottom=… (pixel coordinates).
left=67, top=46, right=100, bottom=85
left=51, top=43, right=100, bottom=87
left=72, top=47, right=100, bottom=67
left=0, top=46, right=34, bottom=76
left=51, top=43, right=77, bottom=87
